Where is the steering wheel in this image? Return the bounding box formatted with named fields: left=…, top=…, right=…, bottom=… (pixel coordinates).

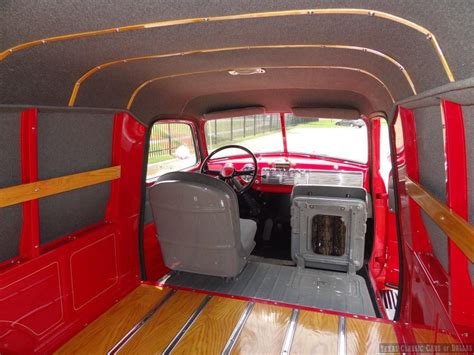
left=200, top=144, right=258, bottom=194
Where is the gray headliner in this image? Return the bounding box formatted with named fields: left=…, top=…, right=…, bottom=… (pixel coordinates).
left=0, top=110, right=22, bottom=262
left=1, top=0, right=474, bottom=123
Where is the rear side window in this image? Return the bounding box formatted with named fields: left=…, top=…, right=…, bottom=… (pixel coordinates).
left=147, top=122, right=198, bottom=180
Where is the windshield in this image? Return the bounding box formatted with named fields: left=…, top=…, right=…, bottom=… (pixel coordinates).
left=205, top=114, right=283, bottom=158
left=284, top=114, right=368, bottom=163
left=204, top=113, right=368, bottom=163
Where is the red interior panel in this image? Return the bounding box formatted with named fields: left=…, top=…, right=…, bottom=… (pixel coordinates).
left=70, top=233, right=119, bottom=310
left=0, top=111, right=146, bottom=353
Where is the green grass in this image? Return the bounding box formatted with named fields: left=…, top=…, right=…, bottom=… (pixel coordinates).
left=206, top=129, right=282, bottom=151
left=290, top=119, right=340, bottom=129
left=148, top=154, right=174, bottom=164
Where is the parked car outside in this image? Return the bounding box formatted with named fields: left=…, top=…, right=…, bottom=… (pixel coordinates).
left=335, top=119, right=365, bottom=128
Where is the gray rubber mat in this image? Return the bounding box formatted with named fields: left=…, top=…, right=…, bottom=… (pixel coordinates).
left=162, top=261, right=376, bottom=317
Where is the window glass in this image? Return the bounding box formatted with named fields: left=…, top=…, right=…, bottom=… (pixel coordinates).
left=394, top=112, right=405, bottom=154
left=284, top=114, right=368, bottom=163
left=147, top=122, right=197, bottom=180
left=204, top=114, right=283, bottom=158
left=203, top=113, right=368, bottom=163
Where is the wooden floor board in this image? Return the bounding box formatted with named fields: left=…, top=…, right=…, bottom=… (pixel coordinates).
left=172, top=296, right=247, bottom=354
left=290, top=310, right=339, bottom=354
left=231, top=303, right=292, bottom=354
left=58, top=284, right=403, bottom=354
left=118, top=290, right=207, bottom=354
left=346, top=317, right=398, bottom=355
left=55, top=284, right=168, bottom=354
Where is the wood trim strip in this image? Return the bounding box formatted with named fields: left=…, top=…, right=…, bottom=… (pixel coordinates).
left=0, top=166, right=121, bottom=208
left=0, top=8, right=454, bottom=81
left=405, top=177, right=474, bottom=262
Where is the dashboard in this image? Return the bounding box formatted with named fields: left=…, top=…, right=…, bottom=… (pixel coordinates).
left=261, top=168, right=364, bottom=187
left=208, top=153, right=369, bottom=194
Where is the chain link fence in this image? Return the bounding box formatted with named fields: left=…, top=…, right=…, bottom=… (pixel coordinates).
left=205, top=114, right=308, bottom=148
left=149, top=114, right=314, bottom=162
left=149, top=123, right=194, bottom=162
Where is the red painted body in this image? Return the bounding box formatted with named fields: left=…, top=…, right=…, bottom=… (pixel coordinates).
left=0, top=111, right=145, bottom=353
left=392, top=104, right=473, bottom=345
left=368, top=118, right=390, bottom=290
left=143, top=223, right=169, bottom=281
left=19, top=108, right=40, bottom=260
left=1, top=103, right=472, bottom=352
left=441, top=100, right=473, bottom=333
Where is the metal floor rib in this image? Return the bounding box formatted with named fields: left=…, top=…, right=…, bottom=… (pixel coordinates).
left=162, top=261, right=376, bottom=317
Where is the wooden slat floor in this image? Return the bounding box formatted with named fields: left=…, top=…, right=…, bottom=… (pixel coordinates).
left=57, top=284, right=401, bottom=354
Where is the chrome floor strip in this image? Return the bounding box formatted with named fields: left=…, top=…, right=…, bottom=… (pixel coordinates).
left=157, top=271, right=174, bottom=284
left=162, top=294, right=212, bottom=355
left=337, top=316, right=347, bottom=355
left=221, top=302, right=255, bottom=355
left=281, top=308, right=299, bottom=355
left=107, top=288, right=176, bottom=354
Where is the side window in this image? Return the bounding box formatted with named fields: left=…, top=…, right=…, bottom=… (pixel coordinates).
left=147, top=122, right=198, bottom=180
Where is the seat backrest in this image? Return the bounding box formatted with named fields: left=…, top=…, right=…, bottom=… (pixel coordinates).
left=149, top=172, right=246, bottom=277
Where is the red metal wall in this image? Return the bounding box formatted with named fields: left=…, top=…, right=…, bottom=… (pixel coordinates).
left=0, top=111, right=145, bottom=353
left=392, top=103, right=473, bottom=345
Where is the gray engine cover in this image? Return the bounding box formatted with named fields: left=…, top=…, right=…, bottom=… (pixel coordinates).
left=291, top=196, right=367, bottom=274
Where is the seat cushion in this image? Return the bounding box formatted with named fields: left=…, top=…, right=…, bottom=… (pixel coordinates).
left=239, top=218, right=257, bottom=255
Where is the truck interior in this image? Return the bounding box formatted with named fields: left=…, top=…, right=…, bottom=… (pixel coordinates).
left=1, top=1, right=473, bottom=354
